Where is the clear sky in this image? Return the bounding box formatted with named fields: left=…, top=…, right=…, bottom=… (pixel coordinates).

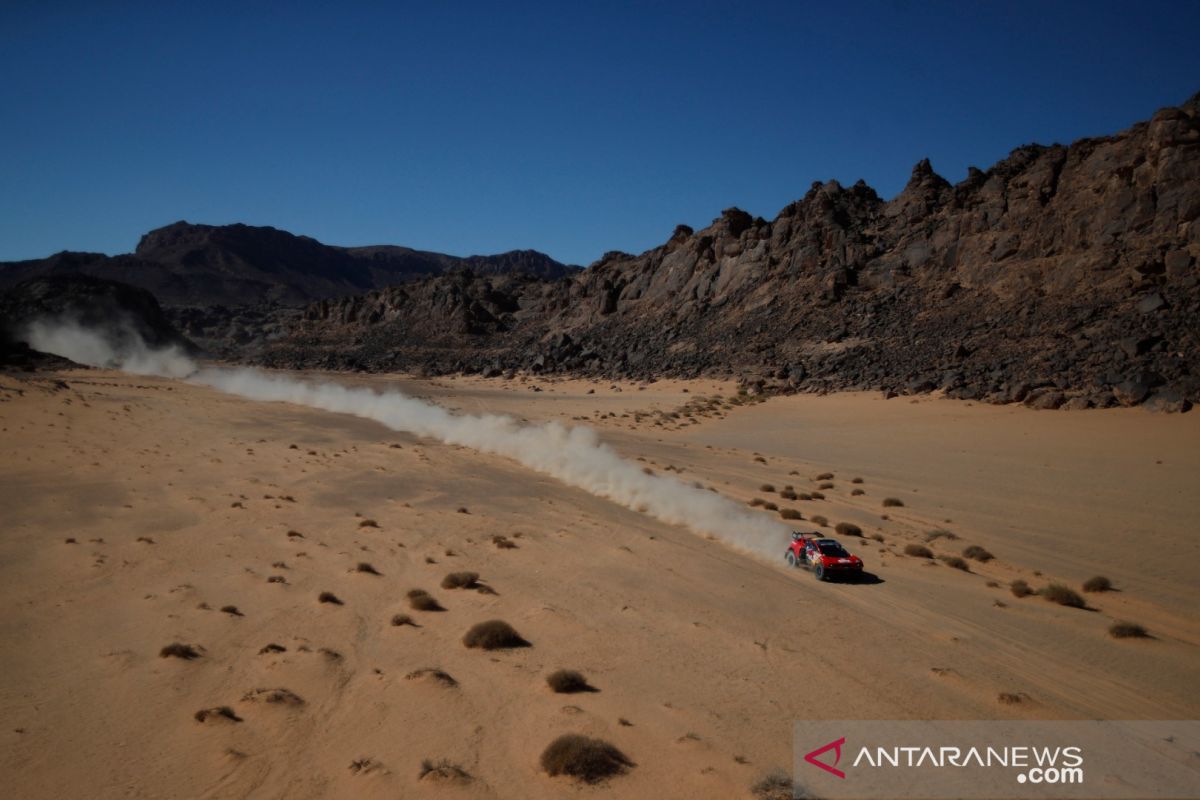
left=2, top=1, right=1198, bottom=266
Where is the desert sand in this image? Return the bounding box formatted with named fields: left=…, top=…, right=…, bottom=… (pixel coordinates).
left=1, top=369, right=1197, bottom=799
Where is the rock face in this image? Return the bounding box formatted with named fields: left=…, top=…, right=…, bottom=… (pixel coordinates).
left=0, top=222, right=578, bottom=307
left=258, top=93, right=1200, bottom=408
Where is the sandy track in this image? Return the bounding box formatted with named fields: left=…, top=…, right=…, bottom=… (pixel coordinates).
left=1, top=370, right=1196, bottom=799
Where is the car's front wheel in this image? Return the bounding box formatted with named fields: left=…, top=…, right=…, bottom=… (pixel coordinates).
left=785, top=551, right=798, bottom=568
left=814, top=563, right=826, bottom=581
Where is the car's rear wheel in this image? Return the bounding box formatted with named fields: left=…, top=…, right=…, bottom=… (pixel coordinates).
left=785, top=551, right=797, bottom=568
left=814, top=563, right=826, bottom=581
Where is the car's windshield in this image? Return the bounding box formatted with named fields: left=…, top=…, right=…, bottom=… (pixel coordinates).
left=818, top=542, right=850, bottom=557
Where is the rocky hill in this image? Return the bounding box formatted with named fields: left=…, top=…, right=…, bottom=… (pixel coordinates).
left=260, top=93, right=1200, bottom=411
left=0, top=221, right=578, bottom=307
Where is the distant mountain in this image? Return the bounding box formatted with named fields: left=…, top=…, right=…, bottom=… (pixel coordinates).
left=0, top=221, right=578, bottom=307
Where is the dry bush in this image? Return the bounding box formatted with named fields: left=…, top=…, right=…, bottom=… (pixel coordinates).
left=194, top=706, right=241, bottom=723
left=835, top=522, right=862, bottom=537
left=749, top=497, right=767, bottom=507
left=811, top=515, right=828, bottom=527
left=780, top=488, right=798, bottom=501
left=1041, top=583, right=1086, bottom=608
left=259, top=643, right=286, bottom=654
left=441, top=571, right=480, bottom=590
left=797, top=491, right=814, bottom=501
left=160, top=643, right=201, bottom=660
left=760, top=484, right=776, bottom=493
left=751, top=769, right=794, bottom=800
left=904, top=544, right=933, bottom=558
left=408, top=589, right=443, bottom=611
left=851, top=488, right=865, bottom=496
left=358, top=519, right=379, bottom=528
left=818, top=482, right=835, bottom=490
left=963, top=545, right=994, bottom=562
left=242, top=688, right=305, bottom=706
left=779, top=508, right=802, bottom=520
left=870, top=533, right=885, bottom=542
left=762, top=501, right=779, bottom=511
left=851, top=477, right=864, bottom=484
left=998, top=693, right=1024, bottom=705
left=318, top=591, right=344, bottom=605
left=547, top=669, right=594, bottom=693
left=882, top=497, right=905, bottom=507
left=1109, top=621, right=1149, bottom=639
left=1083, top=576, right=1113, bottom=593
left=220, top=605, right=243, bottom=616
left=809, top=491, right=826, bottom=500
left=391, top=614, right=416, bottom=627
left=939, top=556, right=970, bottom=572
left=815, top=472, right=834, bottom=480
left=463, top=619, right=529, bottom=649
left=925, top=529, right=958, bottom=542
left=355, top=562, right=381, bottom=575
left=419, top=759, right=470, bottom=782
left=267, top=575, right=286, bottom=584
left=1010, top=579, right=1033, bottom=598
left=406, top=668, right=458, bottom=686
left=493, top=534, right=518, bottom=549
left=540, top=734, right=633, bottom=783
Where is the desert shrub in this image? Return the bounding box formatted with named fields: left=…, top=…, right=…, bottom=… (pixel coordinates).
left=810, top=515, right=828, bottom=527
left=259, top=643, right=286, bottom=654
left=318, top=591, right=343, bottom=605
left=160, top=643, right=201, bottom=660
left=419, top=759, right=470, bottom=782
left=540, top=734, right=633, bottom=783
left=851, top=477, right=864, bottom=484
left=815, top=472, right=834, bottom=480
left=762, top=501, right=778, bottom=511
left=797, top=492, right=813, bottom=501
left=1109, top=621, right=1149, bottom=639
left=963, top=545, right=994, bottom=562
left=779, top=508, right=802, bottom=520
left=546, top=669, right=593, bottom=693
left=835, top=522, right=862, bottom=537
left=780, top=488, right=798, bottom=500
left=493, top=534, right=518, bottom=549
left=441, top=571, right=480, bottom=590
left=870, top=533, right=885, bottom=542
left=1083, top=575, right=1113, bottom=593
left=809, top=491, right=825, bottom=500
left=358, top=519, right=379, bottom=528
left=998, top=693, right=1023, bottom=704
left=267, top=575, right=286, bottom=583
left=925, top=529, right=958, bottom=542
left=818, top=482, right=834, bottom=490
left=220, top=605, right=243, bottom=616
left=408, top=589, right=443, bottom=611
left=751, top=769, right=794, bottom=800
left=463, top=619, right=529, bottom=649
left=904, top=544, right=933, bottom=558
left=355, top=562, right=381, bottom=575
left=882, top=497, right=904, bottom=507
left=391, top=613, right=416, bottom=627
left=194, top=706, right=241, bottom=723
left=760, top=484, right=776, bottom=493
left=1041, top=583, right=1086, bottom=608
left=1010, top=580, right=1033, bottom=598
left=851, top=488, right=865, bottom=496
left=939, top=556, right=970, bottom=571
left=749, top=497, right=767, bottom=507
left=407, top=668, right=458, bottom=686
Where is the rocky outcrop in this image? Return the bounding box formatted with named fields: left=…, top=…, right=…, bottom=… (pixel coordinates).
left=261, top=93, right=1200, bottom=410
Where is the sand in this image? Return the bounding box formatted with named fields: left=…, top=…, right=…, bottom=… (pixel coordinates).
left=1, top=369, right=1197, bottom=799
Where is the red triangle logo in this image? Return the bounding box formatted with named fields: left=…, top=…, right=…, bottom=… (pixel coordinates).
left=804, top=736, right=846, bottom=779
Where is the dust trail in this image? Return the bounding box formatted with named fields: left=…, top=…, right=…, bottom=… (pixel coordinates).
left=23, top=319, right=793, bottom=558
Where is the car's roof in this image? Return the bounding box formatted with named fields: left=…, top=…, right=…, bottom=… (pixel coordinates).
left=816, top=538, right=841, bottom=545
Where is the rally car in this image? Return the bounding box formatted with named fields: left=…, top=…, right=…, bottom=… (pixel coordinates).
left=784, top=532, right=864, bottom=580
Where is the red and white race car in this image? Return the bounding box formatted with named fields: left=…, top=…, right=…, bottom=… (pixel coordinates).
left=785, top=532, right=864, bottom=581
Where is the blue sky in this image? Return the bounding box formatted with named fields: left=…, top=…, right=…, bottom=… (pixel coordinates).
left=2, top=1, right=1198, bottom=266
